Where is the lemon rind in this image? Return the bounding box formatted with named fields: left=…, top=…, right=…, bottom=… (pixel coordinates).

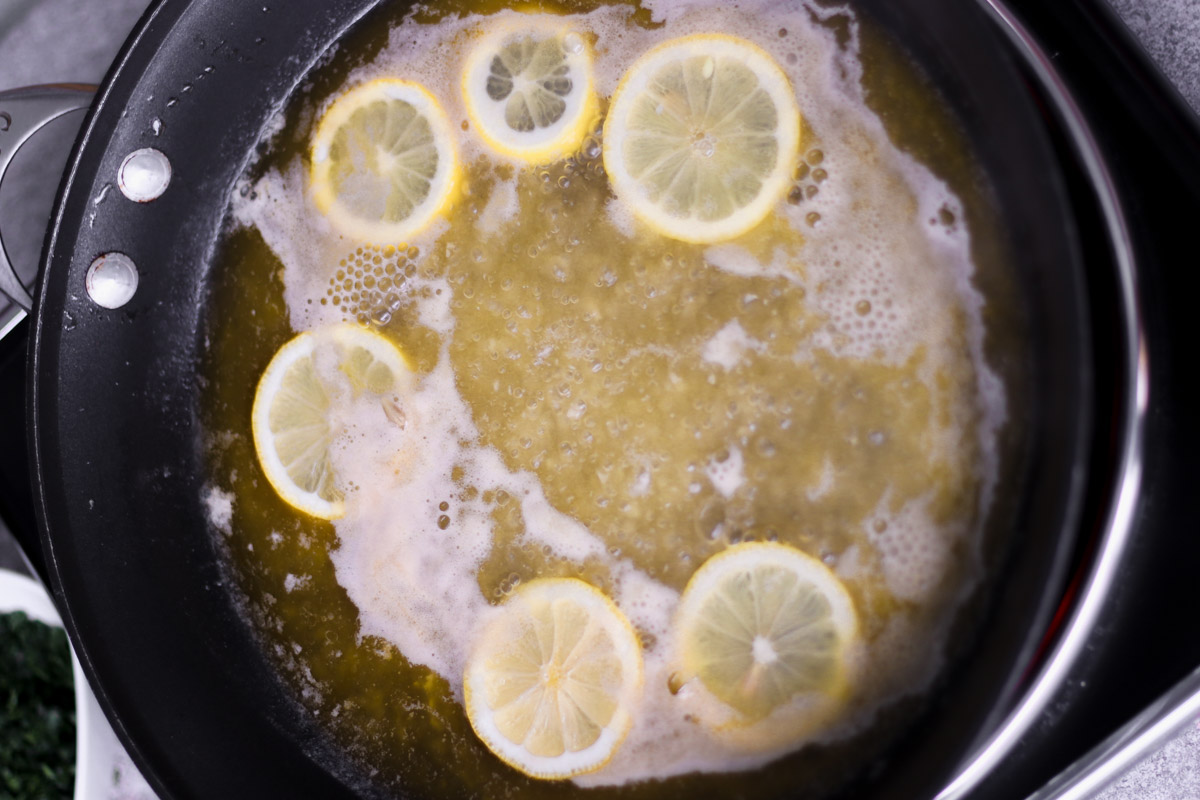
left=251, top=323, right=414, bottom=520
left=677, top=542, right=858, bottom=642
left=251, top=330, right=344, bottom=520
left=462, top=578, right=644, bottom=779
left=461, top=23, right=598, bottom=165
left=674, top=541, right=858, bottom=723
left=602, top=34, right=802, bottom=244
left=310, top=78, right=461, bottom=245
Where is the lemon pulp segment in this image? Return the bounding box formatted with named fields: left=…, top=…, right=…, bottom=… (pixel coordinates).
left=463, top=578, right=644, bottom=779
left=462, top=23, right=597, bottom=164
left=603, top=34, right=801, bottom=243
left=311, top=78, right=459, bottom=243
left=677, top=542, right=858, bottom=721
left=251, top=324, right=414, bottom=520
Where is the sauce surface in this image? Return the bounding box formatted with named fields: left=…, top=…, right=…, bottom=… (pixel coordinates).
left=200, top=0, right=1009, bottom=795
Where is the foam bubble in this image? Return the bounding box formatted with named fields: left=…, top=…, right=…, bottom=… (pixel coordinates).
left=704, top=245, right=805, bottom=284
left=476, top=175, right=519, bottom=234
left=701, top=320, right=765, bottom=369
left=705, top=447, right=746, bottom=498
left=203, top=485, right=234, bottom=535
left=866, top=493, right=960, bottom=605
left=284, top=574, right=311, bottom=593
left=806, top=458, right=835, bottom=501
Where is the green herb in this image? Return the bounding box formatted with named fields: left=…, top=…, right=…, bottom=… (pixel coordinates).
left=1, top=611, right=76, bottom=799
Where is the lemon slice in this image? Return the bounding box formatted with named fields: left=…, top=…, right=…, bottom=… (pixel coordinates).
left=251, top=324, right=414, bottom=519
left=462, top=22, right=597, bottom=164
left=602, top=34, right=801, bottom=244
left=310, top=78, right=459, bottom=244
left=463, top=578, right=644, bottom=779
left=676, top=542, right=857, bottom=722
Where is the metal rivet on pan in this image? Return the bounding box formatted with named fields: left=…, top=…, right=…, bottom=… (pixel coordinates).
left=117, top=148, right=172, bottom=202
left=85, top=253, right=139, bottom=309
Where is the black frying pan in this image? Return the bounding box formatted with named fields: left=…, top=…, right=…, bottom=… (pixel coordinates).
left=0, top=0, right=1092, bottom=796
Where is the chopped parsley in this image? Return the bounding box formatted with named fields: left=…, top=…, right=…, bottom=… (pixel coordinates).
left=1, top=611, right=76, bottom=799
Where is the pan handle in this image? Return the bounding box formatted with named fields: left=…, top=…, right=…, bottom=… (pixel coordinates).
left=0, top=84, right=96, bottom=312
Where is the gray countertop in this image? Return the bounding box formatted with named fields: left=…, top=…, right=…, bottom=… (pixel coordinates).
left=1108, top=0, right=1200, bottom=114
left=2, top=1, right=1199, bottom=798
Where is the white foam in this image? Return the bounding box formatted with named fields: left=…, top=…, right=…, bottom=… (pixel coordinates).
left=605, top=196, right=637, bottom=239
left=806, top=458, right=835, bottom=501
left=476, top=175, right=519, bottom=235
left=701, top=321, right=764, bottom=370
left=866, top=493, right=960, bottom=605
left=629, top=464, right=652, bottom=497
left=284, top=574, right=311, bottom=593
left=324, top=339, right=653, bottom=681
left=835, top=544, right=863, bottom=580
left=704, top=244, right=804, bottom=285
left=202, top=485, right=234, bottom=535
left=327, top=354, right=495, bottom=679
left=705, top=447, right=746, bottom=498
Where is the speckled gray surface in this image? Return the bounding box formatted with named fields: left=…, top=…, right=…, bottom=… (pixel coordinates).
left=1097, top=722, right=1200, bottom=800
left=1108, top=0, right=1200, bottom=114
left=1, top=1, right=1199, bottom=798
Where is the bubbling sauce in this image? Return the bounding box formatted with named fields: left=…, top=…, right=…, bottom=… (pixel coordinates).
left=202, top=0, right=1008, bottom=795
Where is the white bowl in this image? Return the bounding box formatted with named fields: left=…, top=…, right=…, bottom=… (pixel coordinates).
left=0, top=568, right=129, bottom=800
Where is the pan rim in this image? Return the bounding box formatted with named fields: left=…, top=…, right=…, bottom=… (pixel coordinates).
left=936, top=1, right=1147, bottom=796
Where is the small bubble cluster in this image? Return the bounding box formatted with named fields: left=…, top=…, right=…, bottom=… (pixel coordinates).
left=324, top=244, right=420, bottom=324
left=867, top=500, right=955, bottom=604
left=786, top=148, right=829, bottom=208
left=536, top=128, right=606, bottom=195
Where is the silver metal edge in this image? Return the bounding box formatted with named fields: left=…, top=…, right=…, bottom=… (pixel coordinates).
left=0, top=307, right=26, bottom=342
left=1027, top=664, right=1200, bottom=800
left=0, top=85, right=97, bottom=311
left=936, top=2, right=1149, bottom=798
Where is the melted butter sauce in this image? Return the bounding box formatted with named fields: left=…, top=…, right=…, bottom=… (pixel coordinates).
left=200, top=0, right=1013, bottom=796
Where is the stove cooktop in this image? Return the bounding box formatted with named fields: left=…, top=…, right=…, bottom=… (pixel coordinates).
left=1, top=1, right=1198, bottom=798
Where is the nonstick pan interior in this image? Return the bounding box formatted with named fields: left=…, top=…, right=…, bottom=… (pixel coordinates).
left=27, top=0, right=1089, bottom=797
